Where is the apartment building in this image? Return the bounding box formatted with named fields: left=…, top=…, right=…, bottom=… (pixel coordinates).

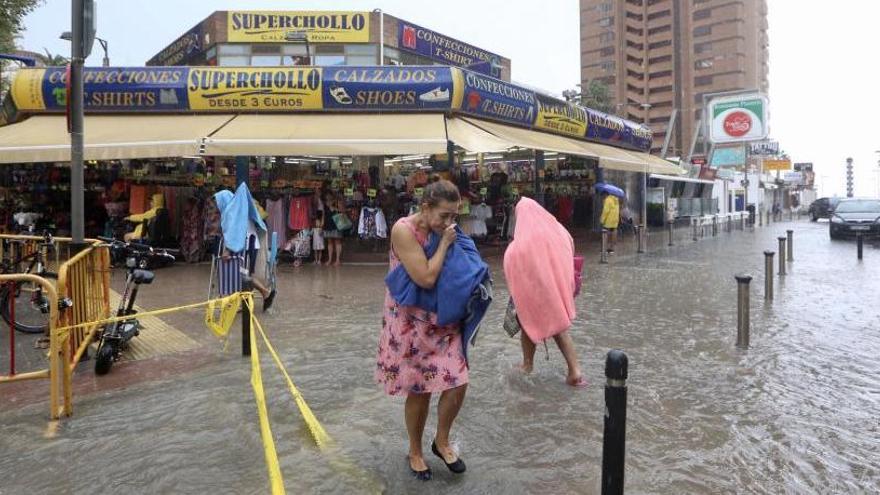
left=580, top=0, right=769, bottom=155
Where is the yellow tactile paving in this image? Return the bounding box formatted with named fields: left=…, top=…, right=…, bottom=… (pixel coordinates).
left=105, top=290, right=200, bottom=361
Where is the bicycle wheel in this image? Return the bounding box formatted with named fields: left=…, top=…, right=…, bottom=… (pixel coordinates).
left=0, top=272, right=57, bottom=334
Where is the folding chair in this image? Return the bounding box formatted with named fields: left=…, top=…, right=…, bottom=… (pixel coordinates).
left=207, top=240, right=244, bottom=299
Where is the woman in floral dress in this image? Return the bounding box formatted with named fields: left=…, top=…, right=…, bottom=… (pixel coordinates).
left=375, top=180, right=469, bottom=481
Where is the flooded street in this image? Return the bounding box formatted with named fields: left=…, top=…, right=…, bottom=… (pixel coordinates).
left=2, top=219, right=879, bottom=494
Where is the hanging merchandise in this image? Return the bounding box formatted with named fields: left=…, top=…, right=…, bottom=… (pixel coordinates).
left=288, top=195, right=313, bottom=231
left=358, top=206, right=388, bottom=239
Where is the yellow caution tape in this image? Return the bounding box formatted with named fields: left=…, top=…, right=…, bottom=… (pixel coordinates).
left=247, top=293, right=286, bottom=495
left=205, top=293, right=243, bottom=341
left=246, top=297, right=332, bottom=450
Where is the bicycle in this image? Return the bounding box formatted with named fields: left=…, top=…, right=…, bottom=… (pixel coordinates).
left=0, top=232, right=59, bottom=334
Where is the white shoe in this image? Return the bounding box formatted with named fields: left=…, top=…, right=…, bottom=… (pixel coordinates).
left=419, top=87, right=450, bottom=103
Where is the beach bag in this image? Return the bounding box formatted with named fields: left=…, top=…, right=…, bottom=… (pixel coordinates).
left=503, top=298, right=523, bottom=338
left=332, top=212, right=353, bottom=231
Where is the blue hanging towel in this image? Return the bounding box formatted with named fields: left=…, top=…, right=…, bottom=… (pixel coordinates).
left=385, top=226, right=493, bottom=364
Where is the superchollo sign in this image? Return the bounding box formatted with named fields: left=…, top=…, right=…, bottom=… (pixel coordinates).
left=8, top=66, right=653, bottom=152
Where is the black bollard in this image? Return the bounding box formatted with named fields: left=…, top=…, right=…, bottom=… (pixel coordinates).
left=242, top=278, right=253, bottom=356
left=857, top=233, right=863, bottom=260
left=763, top=251, right=774, bottom=301
left=777, top=237, right=786, bottom=276
left=736, top=274, right=752, bottom=348
left=602, top=350, right=628, bottom=495
left=692, top=218, right=699, bottom=242
left=635, top=225, right=645, bottom=254
left=786, top=230, right=794, bottom=262
left=668, top=221, right=674, bottom=246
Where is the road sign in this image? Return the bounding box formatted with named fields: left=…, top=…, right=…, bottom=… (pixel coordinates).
left=82, top=0, right=97, bottom=58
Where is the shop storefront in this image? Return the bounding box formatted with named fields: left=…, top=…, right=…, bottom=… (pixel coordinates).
left=0, top=61, right=682, bottom=259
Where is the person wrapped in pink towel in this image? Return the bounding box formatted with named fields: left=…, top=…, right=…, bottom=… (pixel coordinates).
left=503, top=197, right=586, bottom=387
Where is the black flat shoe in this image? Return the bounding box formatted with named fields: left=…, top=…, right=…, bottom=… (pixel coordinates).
left=263, top=289, right=276, bottom=312
left=431, top=440, right=466, bottom=474
left=409, top=460, right=432, bottom=481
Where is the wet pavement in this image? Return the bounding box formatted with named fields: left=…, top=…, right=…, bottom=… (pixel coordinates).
left=1, top=218, right=879, bottom=494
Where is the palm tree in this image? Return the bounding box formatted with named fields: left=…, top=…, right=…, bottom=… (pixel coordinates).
left=35, top=48, right=69, bottom=66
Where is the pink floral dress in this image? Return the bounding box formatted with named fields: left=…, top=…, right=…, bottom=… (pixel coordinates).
left=375, top=217, right=468, bottom=396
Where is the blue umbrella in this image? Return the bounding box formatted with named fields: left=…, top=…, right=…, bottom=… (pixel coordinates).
left=594, top=182, right=625, bottom=198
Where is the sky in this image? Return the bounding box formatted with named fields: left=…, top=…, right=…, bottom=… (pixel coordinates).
left=16, top=0, right=880, bottom=198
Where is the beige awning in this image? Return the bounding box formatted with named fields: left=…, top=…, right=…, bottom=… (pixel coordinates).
left=202, top=113, right=449, bottom=156
left=0, top=114, right=236, bottom=163
left=460, top=117, right=598, bottom=157
left=584, top=142, right=648, bottom=173
left=445, top=117, right=515, bottom=153
left=641, top=153, right=687, bottom=175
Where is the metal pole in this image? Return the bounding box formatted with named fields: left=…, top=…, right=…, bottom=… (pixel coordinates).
left=641, top=172, right=647, bottom=248
left=758, top=207, right=763, bottom=226
left=602, top=349, right=628, bottom=495
left=635, top=225, right=644, bottom=253
left=8, top=281, right=15, bottom=376
left=667, top=221, right=674, bottom=246
left=736, top=275, right=752, bottom=348
left=786, top=230, right=793, bottom=262
left=764, top=251, right=774, bottom=301
left=70, top=0, right=85, bottom=245
left=692, top=218, right=698, bottom=241
left=601, top=229, right=609, bottom=264
left=857, top=233, right=864, bottom=260
left=777, top=237, right=786, bottom=275
left=242, top=279, right=253, bottom=356
left=712, top=215, right=718, bottom=236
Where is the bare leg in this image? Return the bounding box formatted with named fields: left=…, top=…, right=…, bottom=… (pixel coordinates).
left=435, top=384, right=467, bottom=461
left=405, top=393, right=431, bottom=471
left=610, top=229, right=617, bottom=251
left=250, top=277, right=270, bottom=298
left=519, top=329, right=536, bottom=373
left=552, top=331, right=584, bottom=386
left=334, top=239, right=343, bottom=266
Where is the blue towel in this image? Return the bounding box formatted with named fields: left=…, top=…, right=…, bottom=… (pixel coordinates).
left=385, top=226, right=493, bottom=364
left=214, top=183, right=267, bottom=253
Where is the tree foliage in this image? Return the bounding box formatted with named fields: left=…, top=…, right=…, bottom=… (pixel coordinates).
left=580, top=79, right=616, bottom=115
left=0, top=0, right=43, bottom=53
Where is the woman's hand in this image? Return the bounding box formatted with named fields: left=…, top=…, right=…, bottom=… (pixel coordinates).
left=440, top=224, right=457, bottom=247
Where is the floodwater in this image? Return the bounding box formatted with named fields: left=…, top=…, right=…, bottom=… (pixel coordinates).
left=1, top=219, right=879, bottom=494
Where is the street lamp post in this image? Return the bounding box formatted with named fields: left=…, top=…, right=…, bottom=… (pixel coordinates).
left=61, top=31, right=109, bottom=66
left=640, top=103, right=652, bottom=238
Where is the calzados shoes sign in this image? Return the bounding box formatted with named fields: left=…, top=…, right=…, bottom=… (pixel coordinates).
left=708, top=94, right=769, bottom=144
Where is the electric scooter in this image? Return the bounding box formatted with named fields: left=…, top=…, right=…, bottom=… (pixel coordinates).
left=94, top=239, right=172, bottom=375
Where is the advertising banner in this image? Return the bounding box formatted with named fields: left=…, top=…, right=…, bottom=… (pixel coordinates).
left=227, top=11, right=369, bottom=43
left=147, top=24, right=204, bottom=66
left=453, top=68, right=536, bottom=127
left=186, top=67, right=323, bottom=111
left=783, top=171, right=803, bottom=184
left=763, top=158, right=792, bottom=171
left=585, top=109, right=652, bottom=152
left=748, top=140, right=779, bottom=156
left=709, top=145, right=746, bottom=169
left=398, top=21, right=502, bottom=77
left=12, top=67, right=191, bottom=112
left=709, top=93, right=769, bottom=144
left=533, top=94, right=587, bottom=138
left=322, top=66, right=453, bottom=111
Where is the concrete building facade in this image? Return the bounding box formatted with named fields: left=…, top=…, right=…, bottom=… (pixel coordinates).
left=580, top=0, right=769, bottom=156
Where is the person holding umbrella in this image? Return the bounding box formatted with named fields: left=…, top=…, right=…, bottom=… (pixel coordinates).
left=599, top=189, right=620, bottom=254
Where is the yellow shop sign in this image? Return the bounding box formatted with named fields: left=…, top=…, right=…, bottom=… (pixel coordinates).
left=187, top=68, right=323, bottom=111
left=228, top=11, right=369, bottom=43
left=534, top=95, right=588, bottom=138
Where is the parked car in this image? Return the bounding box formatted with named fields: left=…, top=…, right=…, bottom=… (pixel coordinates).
left=809, top=197, right=841, bottom=221
left=829, top=198, right=880, bottom=239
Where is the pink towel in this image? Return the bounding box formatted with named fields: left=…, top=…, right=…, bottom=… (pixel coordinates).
left=503, top=198, right=576, bottom=343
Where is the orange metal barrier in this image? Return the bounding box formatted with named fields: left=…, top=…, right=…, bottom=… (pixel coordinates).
left=0, top=237, right=110, bottom=419
left=0, top=273, right=64, bottom=418
left=56, top=243, right=111, bottom=416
